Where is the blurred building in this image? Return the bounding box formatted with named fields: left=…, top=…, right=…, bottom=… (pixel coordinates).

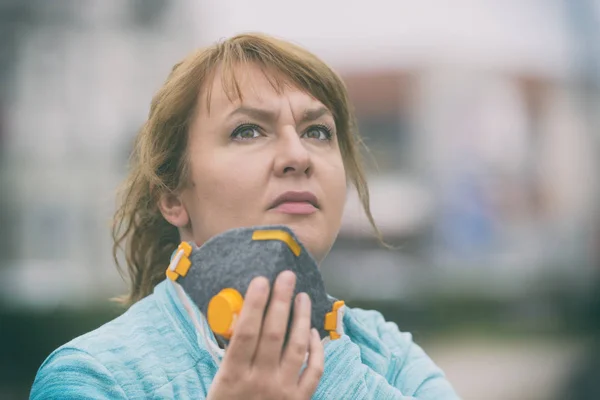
left=0, top=0, right=201, bottom=308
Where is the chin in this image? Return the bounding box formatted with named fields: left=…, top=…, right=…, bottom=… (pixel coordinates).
left=279, top=221, right=336, bottom=264
left=262, top=212, right=339, bottom=262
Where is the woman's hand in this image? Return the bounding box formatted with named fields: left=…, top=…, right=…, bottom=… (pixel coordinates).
left=207, top=271, right=324, bottom=400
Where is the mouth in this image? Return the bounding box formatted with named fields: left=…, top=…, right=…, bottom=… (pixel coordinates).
left=269, top=191, right=319, bottom=214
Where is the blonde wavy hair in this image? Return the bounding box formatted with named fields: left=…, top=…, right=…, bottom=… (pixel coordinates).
left=112, top=33, right=381, bottom=306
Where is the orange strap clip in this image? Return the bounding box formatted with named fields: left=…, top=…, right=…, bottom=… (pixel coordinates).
left=324, top=300, right=346, bottom=340
left=165, top=242, right=193, bottom=281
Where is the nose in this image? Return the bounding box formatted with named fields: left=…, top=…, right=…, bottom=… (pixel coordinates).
left=273, top=129, right=312, bottom=177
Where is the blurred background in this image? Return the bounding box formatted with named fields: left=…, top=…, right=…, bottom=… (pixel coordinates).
left=1, top=0, right=599, bottom=399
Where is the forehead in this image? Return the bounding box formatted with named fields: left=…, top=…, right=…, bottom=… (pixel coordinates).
left=199, top=64, right=327, bottom=116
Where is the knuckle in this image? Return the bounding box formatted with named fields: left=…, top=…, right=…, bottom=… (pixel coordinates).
left=311, top=364, right=324, bottom=378
left=220, top=373, right=237, bottom=386
left=273, top=280, right=294, bottom=298
left=271, top=292, right=291, bottom=307
left=218, top=368, right=242, bottom=386
left=281, top=387, right=296, bottom=399
left=252, top=378, right=268, bottom=393
left=315, top=366, right=324, bottom=378
left=288, top=339, right=307, bottom=358
left=263, top=329, right=284, bottom=343
left=250, top=374, right=278, bottom=397
left=245, top=293, right=267, bottom=309
left=234, top=329, right=254, bottom=343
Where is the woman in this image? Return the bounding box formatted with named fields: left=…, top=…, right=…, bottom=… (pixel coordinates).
left=31, top=33, right=459, bottom=399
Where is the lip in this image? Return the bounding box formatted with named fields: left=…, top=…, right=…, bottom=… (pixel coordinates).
left=269, top=191, right=319, bottom=210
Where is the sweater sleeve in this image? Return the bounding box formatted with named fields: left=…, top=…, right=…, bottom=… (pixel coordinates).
left=30, top=347, right=128, bottom=400
left=320, top=309, right=460, bottom=400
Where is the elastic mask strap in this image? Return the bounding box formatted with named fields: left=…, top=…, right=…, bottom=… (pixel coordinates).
left=172, top=281, right=224, bottom=367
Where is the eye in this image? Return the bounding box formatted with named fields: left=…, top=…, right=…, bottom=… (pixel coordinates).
left=303, top=124, right=333, bottom=141
left=231, top=124, right=262, bottom=140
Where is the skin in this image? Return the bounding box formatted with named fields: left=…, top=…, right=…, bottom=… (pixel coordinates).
left=159, top=63, right=347, bottom=264
left=158, top=64, right=348, bottom=398
left=206, top=271, right=325, bottom=399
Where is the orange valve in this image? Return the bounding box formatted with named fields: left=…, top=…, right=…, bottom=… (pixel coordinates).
left=207, top=288, right=244, bottom=339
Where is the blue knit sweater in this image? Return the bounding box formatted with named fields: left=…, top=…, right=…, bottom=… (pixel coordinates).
left=31, top=280, right=460, bottom=399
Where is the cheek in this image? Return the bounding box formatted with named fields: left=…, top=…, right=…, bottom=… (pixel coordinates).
left=188, top=159, right=264, bottom=216
left=324, top=158, right=348, bottom=210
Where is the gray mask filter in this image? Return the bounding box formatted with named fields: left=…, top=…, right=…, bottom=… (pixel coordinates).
left=165, top=225, right=346, bottom=342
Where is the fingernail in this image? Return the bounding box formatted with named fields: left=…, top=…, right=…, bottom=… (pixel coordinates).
left=300, top=292, right=310, bottom=307
left=280, top=271, right=296, bottom=287
left=254, top=277, right=268, bottom=292
left=296, top=292, right=305, bottom=306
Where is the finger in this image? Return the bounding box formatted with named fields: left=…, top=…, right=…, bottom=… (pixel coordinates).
left=280, top=292, right=312, bottom=382
left=298, top=328, right=324, bottom=396
left=221, top=276, right=270, bottom=370
left=253, top=270, right=296, bottom=370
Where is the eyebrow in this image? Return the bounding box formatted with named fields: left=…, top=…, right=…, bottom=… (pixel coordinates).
left=300, top=106, right=331, bottom=123
left=227, top=105, right=332, bottom=124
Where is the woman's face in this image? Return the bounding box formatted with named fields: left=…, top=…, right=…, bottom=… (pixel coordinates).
left=162, top=64, right=347, bottom=263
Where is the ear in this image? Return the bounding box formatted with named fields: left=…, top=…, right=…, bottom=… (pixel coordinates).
left=158, top=191, right=190, bottom=228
